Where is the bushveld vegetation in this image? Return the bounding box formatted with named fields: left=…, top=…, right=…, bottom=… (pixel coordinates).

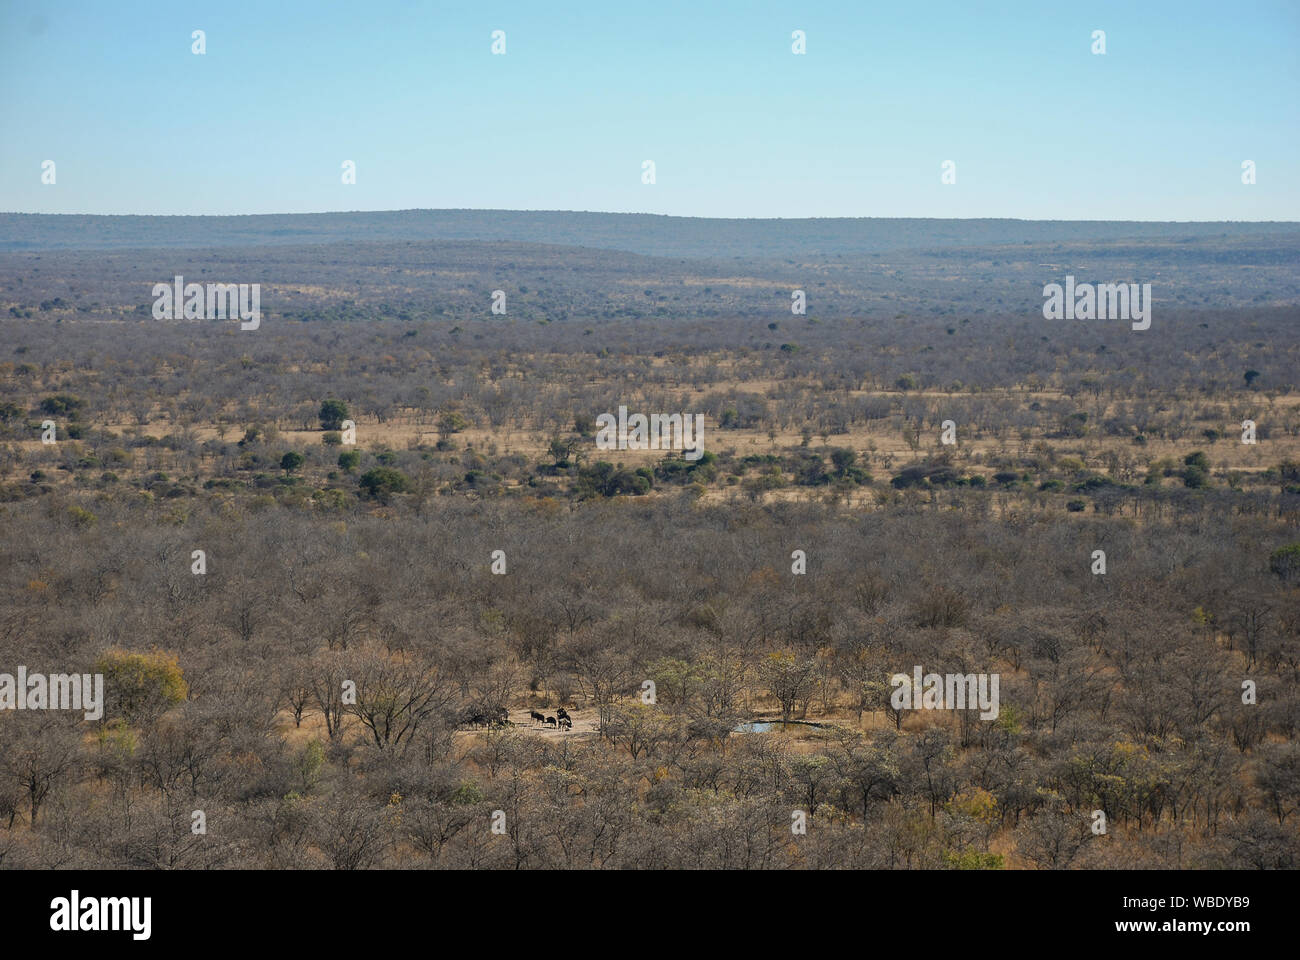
left=0, top=215, right=1297, bottom=869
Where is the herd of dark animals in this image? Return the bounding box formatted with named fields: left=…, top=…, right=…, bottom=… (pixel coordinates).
left=528, top=707, right=572, bottom=730
left=460, top=705, right=572, bottom=731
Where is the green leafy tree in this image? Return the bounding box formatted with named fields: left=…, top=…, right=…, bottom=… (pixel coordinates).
left=1269, top=543, right=1300, bottom=582
left=576, top=461, right=650, bottom=498
left=295, top=739, right=327, bottom=794
left=40, top=394, right=82, bottom=416
left=319, top=398, right=349, bottom=431
left=92, top=648, right=188, bottom=725
left=830, top=447, right=857, bottom=477
left=436, top=411, right=469, bottom=442
left=359, top=467, right=411, bottom=502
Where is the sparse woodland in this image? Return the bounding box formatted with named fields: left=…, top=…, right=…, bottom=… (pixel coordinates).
left=0, top=221, right=1297, bottom=869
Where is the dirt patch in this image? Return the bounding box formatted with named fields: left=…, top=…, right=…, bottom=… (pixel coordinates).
left=450, top=708, right=599, bottom=739
left=507, top=707, right=598, bottom=736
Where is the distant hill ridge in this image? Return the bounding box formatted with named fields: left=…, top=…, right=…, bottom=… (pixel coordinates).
left=2, top=210, right=1297, bottom=259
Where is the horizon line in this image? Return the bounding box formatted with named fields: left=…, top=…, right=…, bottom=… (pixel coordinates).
left=3, top=208, right=1300, bottom=226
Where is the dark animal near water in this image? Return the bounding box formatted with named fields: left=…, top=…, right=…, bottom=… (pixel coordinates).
left=556, top=707, right=570, bottom=721
left=545, top=716, right=557, bottom=727
left=559, top=717, right=572, bottom=730
left=530, top=710, right=546, bottom=725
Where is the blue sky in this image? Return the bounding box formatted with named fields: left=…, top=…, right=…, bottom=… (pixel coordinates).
left=1, top=0, right=1296, bottom=219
